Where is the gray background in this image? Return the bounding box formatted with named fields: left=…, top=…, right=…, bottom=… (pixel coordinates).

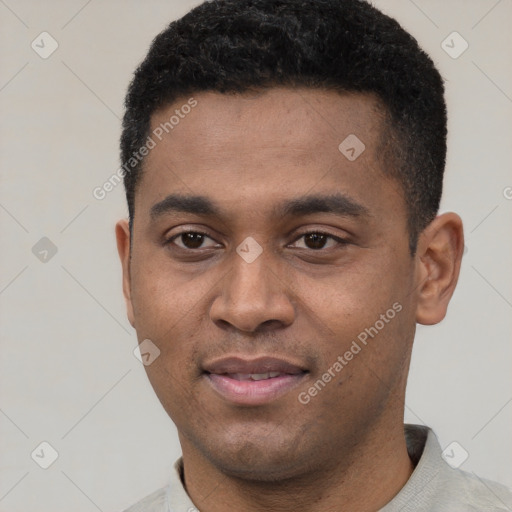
left=0, top=0, right=511, bottom=510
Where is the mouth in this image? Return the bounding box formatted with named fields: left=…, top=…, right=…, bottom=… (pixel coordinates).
left=218, top=371, right=292, bottom=381
left=203, top=356, right=309, bottom=406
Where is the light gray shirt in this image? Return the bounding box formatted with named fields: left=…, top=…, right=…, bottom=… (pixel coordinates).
left=122, top=424, right=512, bottom=511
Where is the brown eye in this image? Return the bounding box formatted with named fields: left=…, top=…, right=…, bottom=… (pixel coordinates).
left=180, top=232, right=206, bottom=249
left=290, top=232, right=345, bottom=250
left=304, top=233, right=328, bottom=249
left=168, top=231, right=220, bottom=250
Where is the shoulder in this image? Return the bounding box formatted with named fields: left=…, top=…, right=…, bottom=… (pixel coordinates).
left=121, top=486, right=167, bottom=512
left=384, top=425, right=512, bottom=511
left=436, top=468, right=512, bottom=511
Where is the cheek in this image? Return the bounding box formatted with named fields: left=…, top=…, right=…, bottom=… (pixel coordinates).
left=144, top=360, right=204, bottom=428
left=299, top=267, right=400, bottom=325
left=130, top=255, right=200, bottom=335
left=130, top=278, right=207, bottom=406
left=302, top=267, right=411, bottom=370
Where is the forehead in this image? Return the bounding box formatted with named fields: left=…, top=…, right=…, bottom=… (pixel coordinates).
left=136, top=88, right=401, bottom=223
left=149, top=87, right=385, bottom=164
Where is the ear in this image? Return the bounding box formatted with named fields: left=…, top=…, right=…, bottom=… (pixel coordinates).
left=415, top=212, right=464, bottom=325
left=115, top=219, right=135, bottom=328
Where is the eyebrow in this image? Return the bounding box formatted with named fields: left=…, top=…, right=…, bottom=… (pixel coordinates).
left=149, top=192, right=370, bottom=221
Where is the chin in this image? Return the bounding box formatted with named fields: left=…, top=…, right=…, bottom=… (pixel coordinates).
left=199, top=429, right=316, bottom=482
left=213, top=455, right=308, bottom=482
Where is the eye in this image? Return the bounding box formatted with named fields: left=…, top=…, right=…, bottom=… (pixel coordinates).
left=167, top=230, right=221, bottom=250
left=290, top=231, right=348, bottom=250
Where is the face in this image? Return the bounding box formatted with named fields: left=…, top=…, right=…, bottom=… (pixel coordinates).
left=118, top=88, right=424, bottom=480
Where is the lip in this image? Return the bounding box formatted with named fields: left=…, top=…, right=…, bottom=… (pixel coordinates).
left=203, top=356, right=307, bottom=375
left=203, top=356, right=308, bottom=406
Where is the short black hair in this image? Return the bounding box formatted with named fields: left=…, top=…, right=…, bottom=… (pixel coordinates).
left=121, top=0, right=447, bottom=253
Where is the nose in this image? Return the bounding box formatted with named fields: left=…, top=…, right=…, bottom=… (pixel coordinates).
left=209, top=248, right=296, bottom=333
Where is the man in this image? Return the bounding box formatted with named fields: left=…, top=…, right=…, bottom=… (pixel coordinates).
left=115, top=0, right=512, bottom=510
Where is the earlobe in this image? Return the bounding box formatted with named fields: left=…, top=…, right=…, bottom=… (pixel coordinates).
left=115, top=219, right=136, bottom=328
left=415, top=212, right=464, bottom=325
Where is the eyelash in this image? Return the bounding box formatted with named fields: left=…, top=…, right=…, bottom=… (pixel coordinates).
left=165, top=229, right=349, bottom=251
left=304, top=231, right=350, bottom=247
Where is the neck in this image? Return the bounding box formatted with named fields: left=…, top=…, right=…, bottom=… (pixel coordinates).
left=179, top=419, right=414, bottom=512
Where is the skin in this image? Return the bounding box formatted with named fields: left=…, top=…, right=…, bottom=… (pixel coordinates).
left=116, top=88, right=464, bottom=511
